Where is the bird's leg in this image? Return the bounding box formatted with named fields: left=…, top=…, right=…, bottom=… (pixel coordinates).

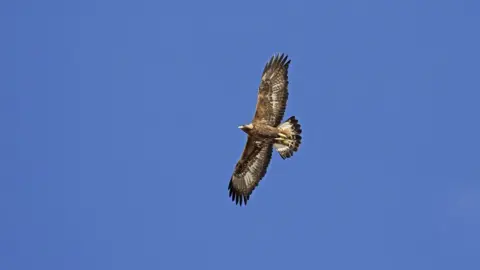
left=275, top=137, right=292, bottom=146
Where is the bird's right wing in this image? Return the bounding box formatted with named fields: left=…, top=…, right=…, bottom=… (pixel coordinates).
left=228, top=137, right=273, bottom=206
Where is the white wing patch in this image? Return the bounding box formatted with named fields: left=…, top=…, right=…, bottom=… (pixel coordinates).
left=247, top=151, right=266, bottom=184
left=269, top=79, right=285, bottom=123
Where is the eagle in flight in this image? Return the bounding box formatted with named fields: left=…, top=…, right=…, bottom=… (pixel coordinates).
left=228, top=53, right=302, bottom=206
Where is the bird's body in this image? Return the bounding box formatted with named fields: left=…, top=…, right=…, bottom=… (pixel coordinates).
left=239, top=123, right=279, bottom=140
left=228, top=53, right=303, bottom=206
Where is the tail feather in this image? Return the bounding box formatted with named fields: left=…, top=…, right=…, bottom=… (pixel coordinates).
left=274, top=116, right=302, bottom=159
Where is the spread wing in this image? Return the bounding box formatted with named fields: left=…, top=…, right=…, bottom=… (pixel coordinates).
left=252, top=53, right=291, bottom=126
left=228, top=138, right=273, bottom=206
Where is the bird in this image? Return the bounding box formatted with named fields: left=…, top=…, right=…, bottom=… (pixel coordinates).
left=228, top=53, right=302, bottom=206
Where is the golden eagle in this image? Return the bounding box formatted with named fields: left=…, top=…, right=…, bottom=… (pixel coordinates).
left=228, top=53, right=302, bottom=206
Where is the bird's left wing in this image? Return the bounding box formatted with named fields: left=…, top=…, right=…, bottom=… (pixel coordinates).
left=252, top=53, right=291, bottom=126
left=228, top=137, right=273, bottom=206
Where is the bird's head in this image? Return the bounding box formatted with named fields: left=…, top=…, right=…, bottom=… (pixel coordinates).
left=238, top=123, right=253, bottom=133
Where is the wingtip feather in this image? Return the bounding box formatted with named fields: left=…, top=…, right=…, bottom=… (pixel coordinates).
left=228, top=179, right=250, bottom=207
left=263, top=52, right=290, bottom=75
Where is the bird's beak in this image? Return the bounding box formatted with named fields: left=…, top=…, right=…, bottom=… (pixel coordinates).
left=238, top=125, right=243, bottom=129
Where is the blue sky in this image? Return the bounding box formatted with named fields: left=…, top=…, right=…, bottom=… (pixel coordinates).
left=1, top=0, right=479, bottom=269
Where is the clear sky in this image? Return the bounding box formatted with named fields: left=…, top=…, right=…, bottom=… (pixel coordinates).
left=1, top=0, right=479, bottom=269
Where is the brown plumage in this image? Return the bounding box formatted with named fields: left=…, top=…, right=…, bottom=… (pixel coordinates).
left=228, top=53, right=303, bottom=206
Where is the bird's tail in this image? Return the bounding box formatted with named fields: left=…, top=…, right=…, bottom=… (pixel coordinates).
left=274, top=116, right=302, bottom=159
